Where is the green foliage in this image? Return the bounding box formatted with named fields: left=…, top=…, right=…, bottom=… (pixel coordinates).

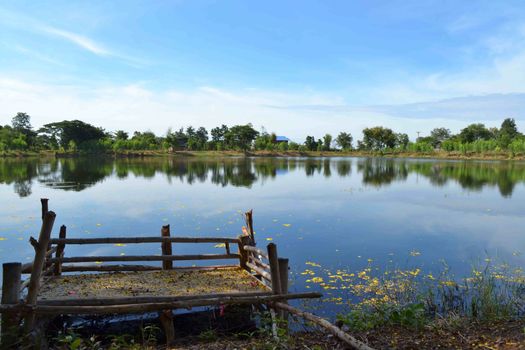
left=459, top=123, right=493, bottom=143
left=39, top=120, right=106, bottom=149
left=322, top=134, right=332, bottom=151
left=337, top=303, right=427, bottom=331
left=335, top=132, right=353, bottom=150
left=362, top=126, right=397, bottom=150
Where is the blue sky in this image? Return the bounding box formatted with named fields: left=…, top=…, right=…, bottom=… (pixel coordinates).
left=1, top=0, right=525, bottom=141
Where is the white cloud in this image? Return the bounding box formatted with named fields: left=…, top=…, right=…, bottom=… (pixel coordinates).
left=2, top=78, right=522, bottom=142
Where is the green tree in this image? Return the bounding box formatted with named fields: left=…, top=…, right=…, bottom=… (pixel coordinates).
left=304, top=136, right=317, bottom=151
left=459, top=123, right=492, bottom=143
left=114, top=130, right=129, bottom=140
left=362, top=127, right=397, bottom=150
left=322, top=134, right=332, bottom=151
left=224, top=124, right=259, bottom=150
left=498, top=118, right=520, bottom=149
left=335, top=132, right=353, bottom=150
left=39, top=120, right=106, bottom=149
left=395, top=133, right=409, bottom=149
left=430, top=128, right=451, bottom=148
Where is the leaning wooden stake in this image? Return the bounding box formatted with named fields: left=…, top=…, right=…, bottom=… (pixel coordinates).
left=161, top=225, right=172, bottom=270
left=54, top=225, right=66, bottom=276
left=237, top=235, right=251, bottom=270
left=271, top=302, right=376, bottom=350
left=245, top=210, right=255, bottom=243
left=1, top=263, right=22, bottom=350
left=40, top=198, right=48, bottom=222
left=24, top=211, right=56, bottom=334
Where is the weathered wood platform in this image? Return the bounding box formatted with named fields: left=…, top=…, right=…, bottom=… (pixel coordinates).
left=38, top=267, right=268, bottom=301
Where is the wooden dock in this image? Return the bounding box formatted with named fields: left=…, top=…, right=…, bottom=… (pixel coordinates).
left=0, top=199, right=322, bottom=349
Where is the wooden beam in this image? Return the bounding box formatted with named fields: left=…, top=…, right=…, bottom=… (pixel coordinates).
left=2, top=292, right=322, bottom=315
left=49, top=237, right=240, bottom=245
left=246, top=262, right=271, bottom=281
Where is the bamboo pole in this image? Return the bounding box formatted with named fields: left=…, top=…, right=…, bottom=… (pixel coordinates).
left=49, top=237, right=240, bottom=245
left=161, top=225, right=172, bottom=270
left=2, top=292, right=322, bottom=315
left=54, top=225, right=66, bottom=275
left=271, top=302, right=376, bottom=350
left=1, top=263, right=21, bottom=350
left=267, top=243, right=281, bottom=294
left=24, top=211, right=56, bottom=333
left=49, top=253, right=239, bottom=263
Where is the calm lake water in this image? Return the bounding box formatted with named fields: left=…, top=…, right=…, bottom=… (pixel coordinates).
left=1, top=156, right=524, bottom=315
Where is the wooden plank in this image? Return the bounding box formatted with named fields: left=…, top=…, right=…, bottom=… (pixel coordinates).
left=28, top=264, right=241, bottom=273
left=49, top=237, right=240, bottom=245
left=49, top=254, right=240, bottom=263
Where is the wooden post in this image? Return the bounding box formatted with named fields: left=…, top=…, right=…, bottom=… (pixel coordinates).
left=159, top=310, right=175, bottom=345
left=267, top=243, right=281, bottom=295
left=54, top=225, right=67, bottom=276
left=1, top=263, right=21, bottom=350
left=24, top=211, right=56, bottom=334
left=159, top=225, right=175, bottom=344
left=278, top=258, right=289, bottom=330
left=245, top=210, right=255, bottom=243
left=237, top=235, right=251, bottom=270
left=40, top=198, right=48, bottom=222
left=161, top=225, right=172, bottom=270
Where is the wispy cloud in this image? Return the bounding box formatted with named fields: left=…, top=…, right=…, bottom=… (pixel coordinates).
left=41, top=26, right=110, bottom=56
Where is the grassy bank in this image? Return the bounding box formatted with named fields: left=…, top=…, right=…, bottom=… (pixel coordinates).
left=2, top=149, right=525, bottom=161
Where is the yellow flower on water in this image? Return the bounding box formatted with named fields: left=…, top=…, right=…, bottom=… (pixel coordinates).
left=408, top=268, right=421, bottom=277
left=305, top=261, right=321, bottom=267
left=311, top=277, right=324, bottom=283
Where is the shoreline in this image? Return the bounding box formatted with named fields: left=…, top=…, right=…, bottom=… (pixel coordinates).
left=2, top=149, right=525, bottom=161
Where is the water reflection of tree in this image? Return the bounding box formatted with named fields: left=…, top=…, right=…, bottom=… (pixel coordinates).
left=357, top=158, right=408, bottom=186
left=2, top=157, right=525, bottom=198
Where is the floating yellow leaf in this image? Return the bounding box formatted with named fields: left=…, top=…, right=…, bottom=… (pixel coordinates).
left=96, top=224, right=102, bottom=227
left=266, top=237, right=273, bottom=241
left=114, top=243, right=126, bottom=247
left=282, top=224, right=291, bottom=227
left=94, top=261, right=103, bottom=264
left=214, top=243, right=226, bottom=248
left=0, top=237, right=6, bottom=241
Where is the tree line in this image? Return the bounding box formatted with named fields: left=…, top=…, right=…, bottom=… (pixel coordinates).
left=1, top=112, right=524, bottom=154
